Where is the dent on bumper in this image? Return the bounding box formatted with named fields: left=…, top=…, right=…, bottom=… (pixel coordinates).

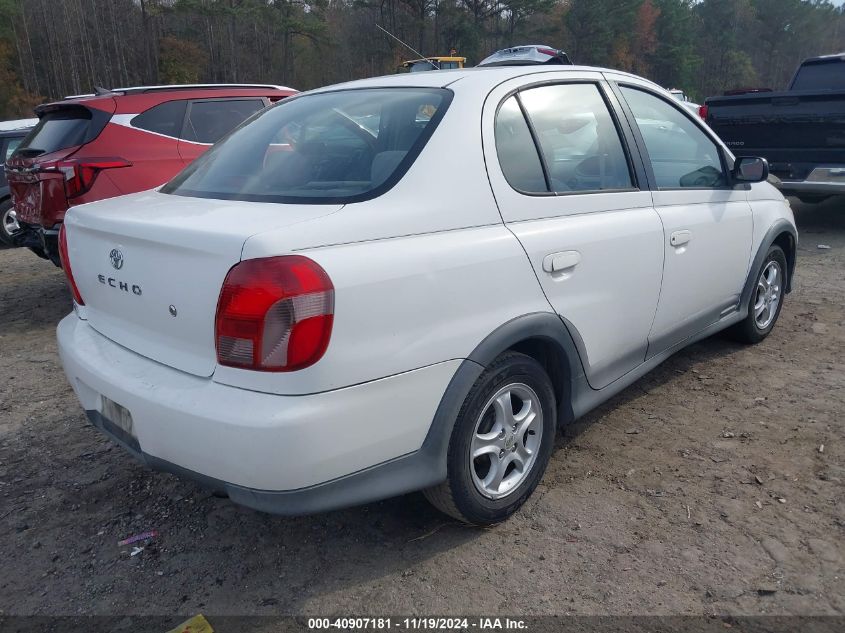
left=57, top=315, right=461, bottom=512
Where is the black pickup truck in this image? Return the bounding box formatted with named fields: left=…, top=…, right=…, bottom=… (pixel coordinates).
left=704, top=53, right=845, bottom=203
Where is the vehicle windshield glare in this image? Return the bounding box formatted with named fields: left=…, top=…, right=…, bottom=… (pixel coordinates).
left=162, top=88, right=451, bottom=204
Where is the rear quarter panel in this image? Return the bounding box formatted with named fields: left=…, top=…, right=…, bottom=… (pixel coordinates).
left=216, top=225, right=552, bottom=395
left=78, top=122, right=185, bottom=197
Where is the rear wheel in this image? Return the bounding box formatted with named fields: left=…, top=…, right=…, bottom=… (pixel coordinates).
left=729, top=245, right=787, bottom=344
left=0, top=199, right=18, bottom=246
left=424, top=352, right=556, bottom=525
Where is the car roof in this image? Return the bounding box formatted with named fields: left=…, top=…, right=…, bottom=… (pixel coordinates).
left=801, top=52, right=845, bottom=64
left=308, top=65, right=660, bottom=93
left=0, top=118, right=37, bottom=133
left=36, top=85, right=298, bottom=116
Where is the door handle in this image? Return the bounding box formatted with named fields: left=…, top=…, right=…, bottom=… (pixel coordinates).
left=670, top=230, right=691, bottom=247
left=542, top=250, right=581, bottom=273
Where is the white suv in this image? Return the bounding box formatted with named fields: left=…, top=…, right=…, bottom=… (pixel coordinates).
left=57, top=66, right=797, bottom=525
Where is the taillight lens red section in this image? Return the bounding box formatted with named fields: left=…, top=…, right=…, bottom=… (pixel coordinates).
left=215, top=256, right=334, bottom=372
left=698, top=104, right=708, bottom=120
left=58, top=223, right=84, bottom=305
left=45, top=158, right=131, bottom=199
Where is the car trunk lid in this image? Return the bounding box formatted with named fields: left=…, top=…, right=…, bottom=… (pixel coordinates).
left=64, top=190, right=342, bottom=377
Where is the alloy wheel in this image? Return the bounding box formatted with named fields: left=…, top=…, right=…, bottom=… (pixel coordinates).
left=470, top=382, right=543, bottom=500
left=754, top=260, right=782, bottom=330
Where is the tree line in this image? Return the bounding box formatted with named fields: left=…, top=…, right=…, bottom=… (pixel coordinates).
left=0, top=0, right=843, bottom=118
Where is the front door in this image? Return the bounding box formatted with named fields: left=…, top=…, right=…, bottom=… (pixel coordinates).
left=615, top=83, right=753, bottom=354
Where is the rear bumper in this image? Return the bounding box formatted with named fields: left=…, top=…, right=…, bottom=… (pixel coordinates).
left=774, top=165, right=845, bottom=198
left=57, top=315, right=462, bottom=515
left=777, top=180, right=845, bottom=198
left=10, top=221, right=59, bottom=263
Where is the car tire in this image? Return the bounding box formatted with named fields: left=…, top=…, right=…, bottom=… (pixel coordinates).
left=424, top=351, right=556, bottom=525
left=728, top=245, right=788, bottom=344
left=0, top=198, right=17, bottom=246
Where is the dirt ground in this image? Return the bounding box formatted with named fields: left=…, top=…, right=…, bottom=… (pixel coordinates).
left=0, top=199, right=842, bottom=620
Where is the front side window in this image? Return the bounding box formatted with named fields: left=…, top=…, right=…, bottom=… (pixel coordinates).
left=620, top=86, right=726, bottom=189
left=163, top=88, right=450, bottom=203
left=183, top=99, right=266, bottom=144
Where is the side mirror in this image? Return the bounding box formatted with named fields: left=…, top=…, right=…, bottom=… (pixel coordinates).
left=733, top=156, right=769, bottom=183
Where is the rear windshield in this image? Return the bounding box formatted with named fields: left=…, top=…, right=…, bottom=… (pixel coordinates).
left=162, top=88, right=452, bottom=204
left=791, top=60, right=845, bottom=91
left=17, top=107, right=94, bottom=156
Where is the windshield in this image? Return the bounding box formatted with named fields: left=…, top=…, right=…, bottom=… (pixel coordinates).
left=163, top=88, right=451, bottom=204
left=17, top=107, right=94, bottom=156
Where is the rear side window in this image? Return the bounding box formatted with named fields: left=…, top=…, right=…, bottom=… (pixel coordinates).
left=495, top=96, right=547, bottom=193
left=131, top=100, right=187, bottom=137
left=620, top=86, right=725, bottom=189
left=182, top=99, right=265, bottom=144
left=494, top=83, right=633, bottom=194
left=18, top=108, right=98, bottom=156
left=163, top=88, right=451, bottom=204
left=520, top=84, right=632, bottom=192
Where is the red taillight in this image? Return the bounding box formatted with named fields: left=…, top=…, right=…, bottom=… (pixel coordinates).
left=698, top=104, right=708, bottom=120
left=58, top=223, right=84, bottom=305
left=537, top=48, right=559, bottom=57
left=45, top=158, right=131, bottom=198
left=215, top=256, right=334, bottom=372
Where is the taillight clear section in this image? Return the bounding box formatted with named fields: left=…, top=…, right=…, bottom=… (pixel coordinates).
left=58, top=223, right=84, bottom=305
left=215, top=256, right=334, bottom=372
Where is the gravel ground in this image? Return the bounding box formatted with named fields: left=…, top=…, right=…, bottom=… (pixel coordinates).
left=0, top=199, right=842, bottom=620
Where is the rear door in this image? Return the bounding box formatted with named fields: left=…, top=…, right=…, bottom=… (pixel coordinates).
left=611, top=78, right=753, bottom=355
left=177, top=98, right=267, bottom=163
left=483, top=72, right=664, bottom=389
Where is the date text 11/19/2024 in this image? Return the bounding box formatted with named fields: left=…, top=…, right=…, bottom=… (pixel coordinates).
left=307, top=617, right=528, bottom=630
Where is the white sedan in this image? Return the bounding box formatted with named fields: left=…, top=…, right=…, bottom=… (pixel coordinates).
left=57, top=64, right=797, bottom=525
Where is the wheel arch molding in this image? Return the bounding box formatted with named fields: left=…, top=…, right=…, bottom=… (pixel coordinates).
left=448, top=313, right=587, bottom=431
left=741, top=220, right=798, bottom=312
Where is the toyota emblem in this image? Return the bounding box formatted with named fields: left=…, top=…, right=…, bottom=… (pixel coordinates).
left=109, top=248, right=124, bottom=270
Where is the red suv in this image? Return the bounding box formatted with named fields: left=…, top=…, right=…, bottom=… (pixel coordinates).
left=6, top=84, right=296, bottom=265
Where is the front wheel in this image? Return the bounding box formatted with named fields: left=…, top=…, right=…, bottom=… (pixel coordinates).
left=729, top=245, right=787, bottom=344
left=0, top=199, right=18, bottom=246
left=424, top=352, right=556, bottom=525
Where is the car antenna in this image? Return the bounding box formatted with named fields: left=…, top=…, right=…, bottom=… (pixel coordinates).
left=93, top=86, right=112, bottom=96
left=375, top=24, right=439, bottom=71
